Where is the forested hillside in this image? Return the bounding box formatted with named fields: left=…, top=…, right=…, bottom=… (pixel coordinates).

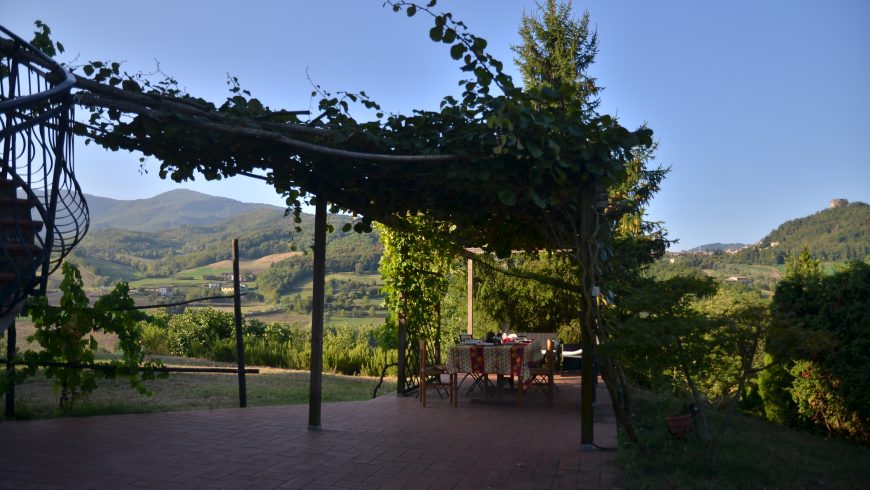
left=70, top=192, right=382, bottom=284
left=652, top=201, right=869, bottom=295
left=86, top=189, right=280, bottom=231
left=730, top=201, right=870, bottom=264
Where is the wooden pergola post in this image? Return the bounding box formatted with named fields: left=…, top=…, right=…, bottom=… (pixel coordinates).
left=308, top=197, right=327, bottom=430
left=232, top=239, right=247, bottom=408
left=466, top=258, right=473, bottom=335
left=579, top=187, right=596, bottom=446
left=4, top=321, right=15, bottom=418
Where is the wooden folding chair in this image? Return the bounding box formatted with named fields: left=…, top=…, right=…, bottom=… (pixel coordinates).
left=528, top=338, right=555, bottom=406
left=419, top=339, right=457, bottom=407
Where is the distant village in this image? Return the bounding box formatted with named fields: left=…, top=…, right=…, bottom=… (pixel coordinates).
left=140, top=272, right=254, bottom=297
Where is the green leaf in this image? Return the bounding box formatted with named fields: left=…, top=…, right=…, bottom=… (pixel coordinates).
left=528, top=190, right=547, bottom=209
left=498, top=189, right=517, bottom=206
left=429, top=26, right=443, bottom=42
left=121, top=79, right=141, bottom=92
left=406, top=5, right=416, bottom=16
left=83, top=65, right=94, bottom=76
left=443, top=28, right=456, bottom=43
left=450, top=43, right=466, bottom=60
left=341, top=223, right=352, bottom=232
left=547, top=139, right=560, bottom=154
left=472, top=37, right=488, bottom=52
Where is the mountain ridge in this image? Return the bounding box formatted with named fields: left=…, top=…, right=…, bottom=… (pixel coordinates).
left=85, top=189, right=283, bottom=232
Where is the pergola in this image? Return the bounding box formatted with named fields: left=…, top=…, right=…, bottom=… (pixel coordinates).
left=1, top=6, right=656, bottom=444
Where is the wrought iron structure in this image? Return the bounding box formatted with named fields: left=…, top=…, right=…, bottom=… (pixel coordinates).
left=0, top=26, right=88, bottom=332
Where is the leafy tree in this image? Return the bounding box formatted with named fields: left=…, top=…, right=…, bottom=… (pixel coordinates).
left=761, top=252, right=870, bottom=442
left=690, top=284, right=771, bottom=431
left=605, top=275, right=770, bottom=458
left=475, top=252, right=578, bottom=333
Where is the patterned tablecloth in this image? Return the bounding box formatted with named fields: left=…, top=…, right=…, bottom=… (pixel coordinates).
left=446, top=340, right=542, bottom=383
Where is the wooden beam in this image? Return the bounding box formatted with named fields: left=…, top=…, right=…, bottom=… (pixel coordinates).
left=308, top=197, right=327, bottom=430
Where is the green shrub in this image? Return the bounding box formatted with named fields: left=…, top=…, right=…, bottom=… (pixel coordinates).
left=757, top=354, right=800, bottom=426
left=263, top=321, right=306, bottom=344
left=166, top=308, right=235, bottom=357
left=134, top=309, right=397, bottom=378
left=791, top=360, right=870, bottom=443
left=209, top=341, right=237, bottom=363
left=244, top=318, right=267, bottom=337
left=139, top=322, right=172, bottom=355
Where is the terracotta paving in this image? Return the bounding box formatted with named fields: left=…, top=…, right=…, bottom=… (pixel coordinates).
left=0, top=374, right=619, bottom=489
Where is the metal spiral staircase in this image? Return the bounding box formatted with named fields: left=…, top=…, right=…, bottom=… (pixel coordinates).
left=1, top=26, right=89, bottom=333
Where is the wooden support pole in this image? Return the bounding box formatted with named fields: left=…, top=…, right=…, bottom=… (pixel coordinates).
left=396, top=298, right=407, bottom=396
left=232, top=239, right=247, bottom=408
left=4, top=321, right=15, bottom=419
left=579, top=188, right=595, bottom=446
left=466, top=258, right=473, bottom=335
left=308, top=197, right=327, bottom=430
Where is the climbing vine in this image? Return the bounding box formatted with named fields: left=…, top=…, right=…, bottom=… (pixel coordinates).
left=17, top=263, right=162, bottom=413
left=377, top=217, right=454, bottom=390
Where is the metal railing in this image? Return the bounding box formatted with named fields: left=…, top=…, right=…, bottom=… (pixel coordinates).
left=1, top=25, right=89, bottom=325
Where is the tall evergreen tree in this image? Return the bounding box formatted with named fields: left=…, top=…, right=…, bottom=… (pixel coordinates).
left=512, top=0, right=600, bottom=112
left=508, top=0, right=668, bottom=445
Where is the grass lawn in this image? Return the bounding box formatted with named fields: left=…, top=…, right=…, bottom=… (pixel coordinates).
left=618, top=388, right=870, bottom=488
left=2, top=357, right=396, bottom=420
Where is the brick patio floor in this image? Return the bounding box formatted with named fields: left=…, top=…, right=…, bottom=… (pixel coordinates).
left=0, top=374, right=620, bottom=489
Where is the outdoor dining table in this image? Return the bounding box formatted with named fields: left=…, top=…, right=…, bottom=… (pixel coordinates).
left=446, top=340, right=543, bottom=406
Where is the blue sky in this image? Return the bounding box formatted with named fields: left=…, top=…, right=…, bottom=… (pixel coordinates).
left=4, top=0, right=869, bottom=250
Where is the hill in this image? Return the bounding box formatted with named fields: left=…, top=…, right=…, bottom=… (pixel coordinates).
left=69, top=190, right=382, bottom=286
left=731, top=201, right=870, bottom=265
left=85, top=189, right=281, bottom=231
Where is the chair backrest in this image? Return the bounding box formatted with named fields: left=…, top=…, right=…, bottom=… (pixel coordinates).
left=458, top=333, right=472, bottom=343
left=419, top=339, right=428, bottom=369
left=545, top=338, right=555, bottom=373
left=516, top=332, right=557, bottom=344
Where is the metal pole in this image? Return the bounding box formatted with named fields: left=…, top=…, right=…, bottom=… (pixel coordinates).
left=308, top=197, right=327, bottom=430
left=232, top=239, right=247, bottom=408
left=4, top=321, right=15, bottom=418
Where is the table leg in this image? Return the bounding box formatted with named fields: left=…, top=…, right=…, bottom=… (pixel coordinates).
left=517, top=375, right=524, bottom=407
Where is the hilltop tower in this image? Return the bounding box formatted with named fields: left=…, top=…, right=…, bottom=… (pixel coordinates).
left=829, top=198, right=849, bottom=209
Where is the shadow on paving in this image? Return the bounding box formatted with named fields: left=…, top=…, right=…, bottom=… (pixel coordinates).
left=0, top=374, right=619, bottom=489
